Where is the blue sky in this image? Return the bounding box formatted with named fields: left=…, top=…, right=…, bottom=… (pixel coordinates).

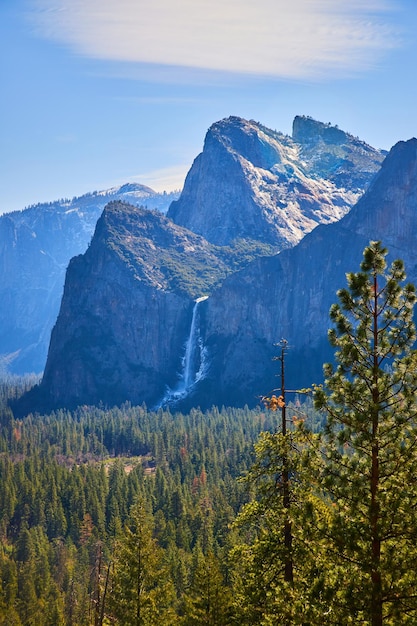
left=1, top=0, right=416, bottom=213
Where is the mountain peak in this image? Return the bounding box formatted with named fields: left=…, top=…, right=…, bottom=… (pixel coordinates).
left=168, top=115, right=384, bottom=247
left=291, top=115, right=384, bottom=189
left=344, top=137, right=417, bottom=253
left=292, top=115, right=348, bottom=145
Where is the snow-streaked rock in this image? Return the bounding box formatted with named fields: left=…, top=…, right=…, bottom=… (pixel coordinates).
left=168, top=116, right=384, bottom=247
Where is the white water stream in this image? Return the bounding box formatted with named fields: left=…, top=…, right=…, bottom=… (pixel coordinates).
left=157, top=296, right=208, bottom=406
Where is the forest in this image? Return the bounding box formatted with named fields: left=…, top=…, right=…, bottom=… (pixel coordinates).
left=2, top=242, right=417, bottom=625
left=0, top=388, right=280, bottom=625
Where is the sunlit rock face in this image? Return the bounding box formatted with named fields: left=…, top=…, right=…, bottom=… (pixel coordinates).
left=168, top=116, right=384, bottom=247
left=198, top=138, right=417, bottom=408
left=21, top=118, right=402, bottom=414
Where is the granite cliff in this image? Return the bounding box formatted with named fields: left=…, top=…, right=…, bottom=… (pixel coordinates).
left=0, top=184, right=179, bottom=374
left=33, top=203, right=277, bottom=410
left=196, top=137, right=417, bottom=408
left=168, top=116, right=383, bottom=246
left=19, top=116, right=400, bottom=414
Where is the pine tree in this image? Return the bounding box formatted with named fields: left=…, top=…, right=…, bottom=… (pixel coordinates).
left=0, top=551, right=21, bottom=625
left=231, top=342, right=328, bottom=625
left=107, top=498, right=176, bottom=626
left=231, top=427, right=328, bottom=625
left=314, top=241, right=417, bottom=624
left=182, top=548, right=233, bottom=625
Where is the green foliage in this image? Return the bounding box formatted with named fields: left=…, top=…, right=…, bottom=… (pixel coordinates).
left=0, top=395, right=279, bottom=625
left=232, top=428, right=330, bottom=625
left=156, top=238, right=277, bottom=298
left=232, top=242, right=417, bottom=625
left=182, top=548, right=233, bottom=625
left=4, top=241, right=417, bottom=624
left=108, top=498, right=176, bottom=625
left=314, top=241, right=417, bottom=624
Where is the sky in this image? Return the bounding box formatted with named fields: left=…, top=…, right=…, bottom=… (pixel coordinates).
left=1, top=0, right=417, bottom=213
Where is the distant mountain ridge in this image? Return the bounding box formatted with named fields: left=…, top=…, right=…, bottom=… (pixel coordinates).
left=0, top=184, right=180, bottom=374
left=18, top=182, right=179, bottom=216
left=19, top=115, right=402, bottom=414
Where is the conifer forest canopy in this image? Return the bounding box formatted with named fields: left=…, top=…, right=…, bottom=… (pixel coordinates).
left=2, top=242, right=417, bottom=625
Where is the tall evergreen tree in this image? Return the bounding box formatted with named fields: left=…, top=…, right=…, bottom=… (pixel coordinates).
left=231, top=343, right=327, bottom=625
left=182, top=548, right=233, bottom=625
left=314, top=241, right=417, bottom=625
left=231, top=426, right=327, bottom=625
left=107, top=498, right=176, bottom=626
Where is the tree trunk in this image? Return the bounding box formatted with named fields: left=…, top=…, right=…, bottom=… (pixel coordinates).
left=371, top=273, right=382, bottom=626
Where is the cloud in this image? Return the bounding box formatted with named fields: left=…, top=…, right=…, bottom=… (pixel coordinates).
left=30, top=0, right=399, bottom=79
left=131, top=165, right=188, bottom=192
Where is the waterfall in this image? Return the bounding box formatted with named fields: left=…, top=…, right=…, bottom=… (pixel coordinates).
left=157, top=296, right=208, bottom=407
left=182, top=299, right=200, bottom=390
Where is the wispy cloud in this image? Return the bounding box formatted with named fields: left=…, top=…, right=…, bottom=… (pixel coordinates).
left=29, top=0, right=400, bottom=80
left=131, top=165, right=188, bottom=192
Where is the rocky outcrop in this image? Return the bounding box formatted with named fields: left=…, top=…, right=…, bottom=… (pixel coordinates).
left=0, top=184, right=179, bottom=374
left=20, top=118, right=403, bottom=414
left=35, top=202, right=274, bottom=411
left=168, top=116, right=384, bottom=247
left=293, top=115, right=386, bottom=190
left=196, top=137, right=417, bottom=408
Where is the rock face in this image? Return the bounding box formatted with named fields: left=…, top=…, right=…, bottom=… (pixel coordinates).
left=22, top=116, right=403, bottom=414
left=0, top=184, right=179, bottom=374
left=292, top=115, right=386, bottom=190
left=4, top=115, right=382, bottom=378
left=168, top=116, right=384, bottom=247
left=35, top=202, right=274, bottom=411
left=196, top=137, right=417, bottom=408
